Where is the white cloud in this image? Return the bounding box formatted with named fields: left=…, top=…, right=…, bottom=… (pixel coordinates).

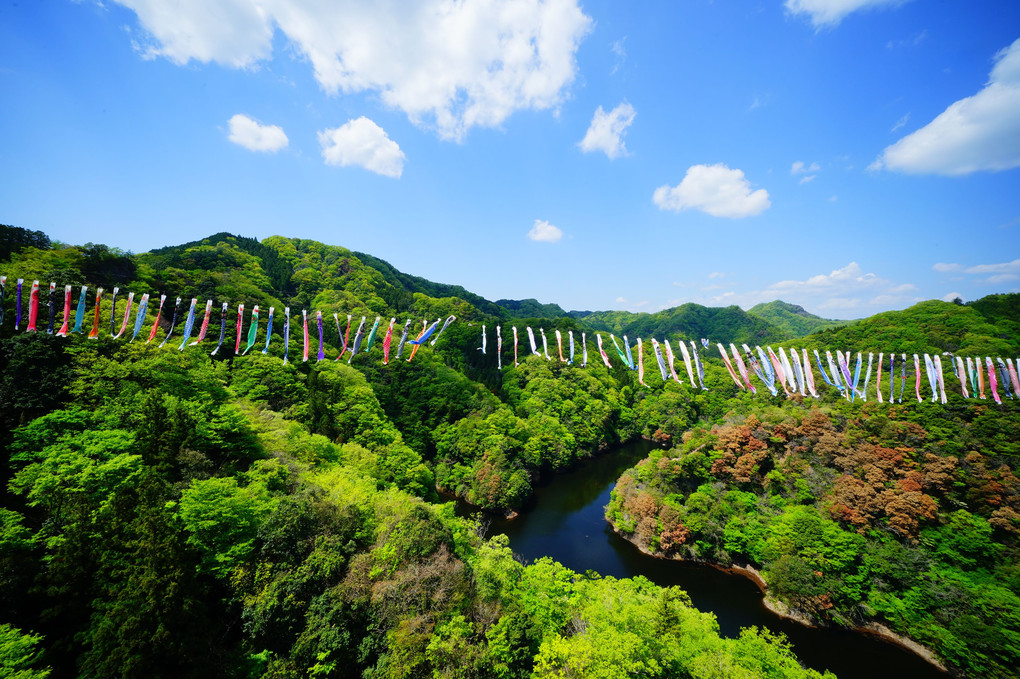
left=318, top=117, right=405, bottom=178
left=942, top=291, right=964, bottom=302
left=578, top=102, right=636, bottom=159
left=615, top=296, right=627, bottom=303
left=785, top=0, right=907, bottom=28
left=227, top=114, right=288, bottom=152
left=984, top=273, right=1019, bottom=284
left=115, top=0, right=593, bottom=141
left=964, top=258, right=1020, bottom=274
left=891, top=113, right=910, bottom=132
left=791, top=160, right=820, bottom=175
left=708, top=272, right=724, bottom=279
left=932, top=262, right=961, bottom=272
left=527, top=219, right=563, bottom=243
left=871, top=38, right=1020, bottom=175
left=653, top=163, right=770, bottom=218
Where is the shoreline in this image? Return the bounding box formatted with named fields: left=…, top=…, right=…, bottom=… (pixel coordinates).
left=611, top=524, right=950, bottom=675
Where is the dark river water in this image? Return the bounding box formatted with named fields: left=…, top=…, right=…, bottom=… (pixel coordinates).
left=477, top=438, right=949, bottom=679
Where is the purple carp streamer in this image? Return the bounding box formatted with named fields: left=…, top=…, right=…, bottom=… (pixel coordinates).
left=116, top=292, right=135, bottom=339
left=876, top=353, right=884, bottom=403
left=348, top=316, right=367, bottom=363
left=302, top=310, right=310, bottom=362
left=88, top=288, right=104, bottom=339
left=718, top=343, right=742, bottom=389
left=889, top=354, right=896, bottom=402
left=597, top=334, right=612, bottom=368
left=396, top=318, right=413, bottom=361
left=74, top=286, right=89, bottom=335
left=803, top=349, right=819, bottom=398
left=178, top=298, right=199, bottom=351
left=689, top=341, right=707, bottom=390
left=513, top=326, right=519, bottom=366
left=653, top=339, right=669, bottom=382
left=365, top=316, right=382, bottom=353
left=897, top=354, right=907, bottom=403
left=317, top=311, right=326, bottom=360
left=211, top=302, right=228, bottom=356
left=109, top=287, right=119, bottom=336
left=243, top=305, right=260, bottom=355
left=527, top=327, right=539, bottom=356
left=130, top=293, right=149, bottom=342
left=15, top=279, right=23, bottom=330
left=26, top=280, right=40, bottom=332
left=192, top=299, right=213, bottom=345
left=159, top=297, right=181, bottom=348
left=986, top=357, right=1001, bottom=404
left=383, top=318, right=396, bottom=364
left=232, top=304, right=245, bottom=354
left=262, top=307, right=275, bottom=354
left=282, top=307, right=291, bottom=365
left=665, top=340, right=681, bottom=384
left=678, top=341, right=696, bottom=386
left=46, top=282, right=57, bottom=334
left=431, top=316, right=455, bottom=346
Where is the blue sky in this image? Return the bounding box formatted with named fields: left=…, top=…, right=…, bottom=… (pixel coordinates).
left=1, top=0, right=1018, bottom=318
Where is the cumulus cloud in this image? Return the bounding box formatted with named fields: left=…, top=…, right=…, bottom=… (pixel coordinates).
left=527, top=219, right=563, bottom=243
left=115, top=0, right=593, bottom=141
left=871, top=38, right=1020, bottom=175
left=653, top=164, right=770, bottom=218
left=318, top=117, right=405, bottom=178
left=785, top=0, right=907, bottom=28
left=942, top=292, right=964, bottom=302
left=578, top=102, right=635, bottom=159
left=227, top=114, right=288, bottom=152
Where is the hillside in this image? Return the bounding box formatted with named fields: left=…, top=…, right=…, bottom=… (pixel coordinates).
left=746, top=300, right=849, bottom=338
left=570, top=303, right=784, bottom=345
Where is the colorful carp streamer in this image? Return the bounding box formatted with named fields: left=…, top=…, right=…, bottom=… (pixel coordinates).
left=282, top=307, right=291, bottom=365
left=540, top=328, right=551, bottom=360
left=876, top=353, right=884, bottom=403
left=159, top=297, right=181, bottom=349
left=581, top=332, right=588, bottom=369
left=262, top=307, right=275, bottom=354
left=624, top=336, right=636, bottom=371
left=348, top=316, right=367, bottom=363
left=365, top=316, right=381, bottom=353
left=382, top=318, right=395, bottom=364
left=25, top=280, right=40, bottom=332
left=653, top=339, right=669, bottom=382
left=1007, top=359, right=1020, bottom=399
left=923, top=354, right=938, bottom=402
left=317, top=311, right=325, bottom=360
left=986, top=357, right=1001, bottom=404
left=718, top=343, right=742, bottom=389
left=115, top=292, right=135, bottom=339
left=233, top=304, right=245, bottom=354
left=861, top=353, right=874, bottom=402
left=637, top=338, right=648, bottom=386
left=243, top=305, right=260, bottom=355
left=678, top=341, right=696, bottom=387
left=15, top=279, right=23, bottom=330
left=556, top=329, right=566, bottom=363
left=87, top=288, right=104, bottom=339
left=46, top=282, right=57, bottom=334
left=210, top=302, right=228, bottom=356
left=610, top=335, right=629, bottom=367
left=108, top=287, right=119, bottom=336
left=690, top=342, right=707, bottom=391
left=790, top=348, right=807, bottom=396
left=129, top=293, right=149, bottom=342
left=178, top=298, right=199, bottom=351
left=73, top=285, right=88, bottom=335
left=395, top=318, right=412, bottom=360
left=802, top=349, right=818, bottom=398
left=336, top=314, right=352, bottom=360
left=478, top=325, right=486, bottom=355
left=192, top=299, right=213, bottom=345
left=0, top=276, right=5, bottom=327
left=496, top=326, right=503, bottom=369
left=568, top=330, right=575, bottom=365
left=955, top=356, right=969, bottom=398
left=597, top=334, right=612, bottom=368
left=431, top=316, right=455, bottom=346
left=912, top=354, right=922, bottom=403
left=665, top=341, right=681, bottom=383
left=302, top=310, right=310, bottom=362
left=935, top=355, right=948, bottom=404
left=527, top=327, right=539, bottom=356
left=407, top=318, right=439, bottom=362
left=513, top=326, right=519, bottom=366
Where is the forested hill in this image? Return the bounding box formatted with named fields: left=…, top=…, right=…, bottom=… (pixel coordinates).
left=570, top=303, right=784, bottom=345
left=2, top=226, right=1019, bottom=678
left=746, top=300, right=849, bottom=338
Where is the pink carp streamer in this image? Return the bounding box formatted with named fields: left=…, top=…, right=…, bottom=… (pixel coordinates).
left=717, top=343, right=742, bottom=389
left=986, top=357, right=1001, bottom=404
left=26, top=280, right=40, bottom=332
left=382, top=318, right=395, bottom=364
left=115, top=292, right=136, bottom=339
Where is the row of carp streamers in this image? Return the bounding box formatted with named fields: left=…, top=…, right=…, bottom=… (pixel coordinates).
left=0, top=278, right=454, bottom=364
left=2, top=277, right=1018, bottom=405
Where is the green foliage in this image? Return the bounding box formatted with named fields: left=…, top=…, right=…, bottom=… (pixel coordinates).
left=747, top=300, right=849, bottom=338
left=0, top=624, right=51, bottom=679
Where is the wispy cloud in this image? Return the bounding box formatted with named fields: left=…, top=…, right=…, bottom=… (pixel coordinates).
left=791, top=160, right=820, bottom=184
left=785, top=0, right=908, bottom=28
left=579, top=102, right=636, bottom=159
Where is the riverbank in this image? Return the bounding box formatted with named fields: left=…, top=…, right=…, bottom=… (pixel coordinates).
left=610, top=524, right=950, bottom=674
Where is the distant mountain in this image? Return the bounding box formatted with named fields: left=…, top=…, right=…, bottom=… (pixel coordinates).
left=746, top=300, right=849, bottom=338
left=569, top=303, right=783, bottom=346
left=494, top=298, right=569, bottom=319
